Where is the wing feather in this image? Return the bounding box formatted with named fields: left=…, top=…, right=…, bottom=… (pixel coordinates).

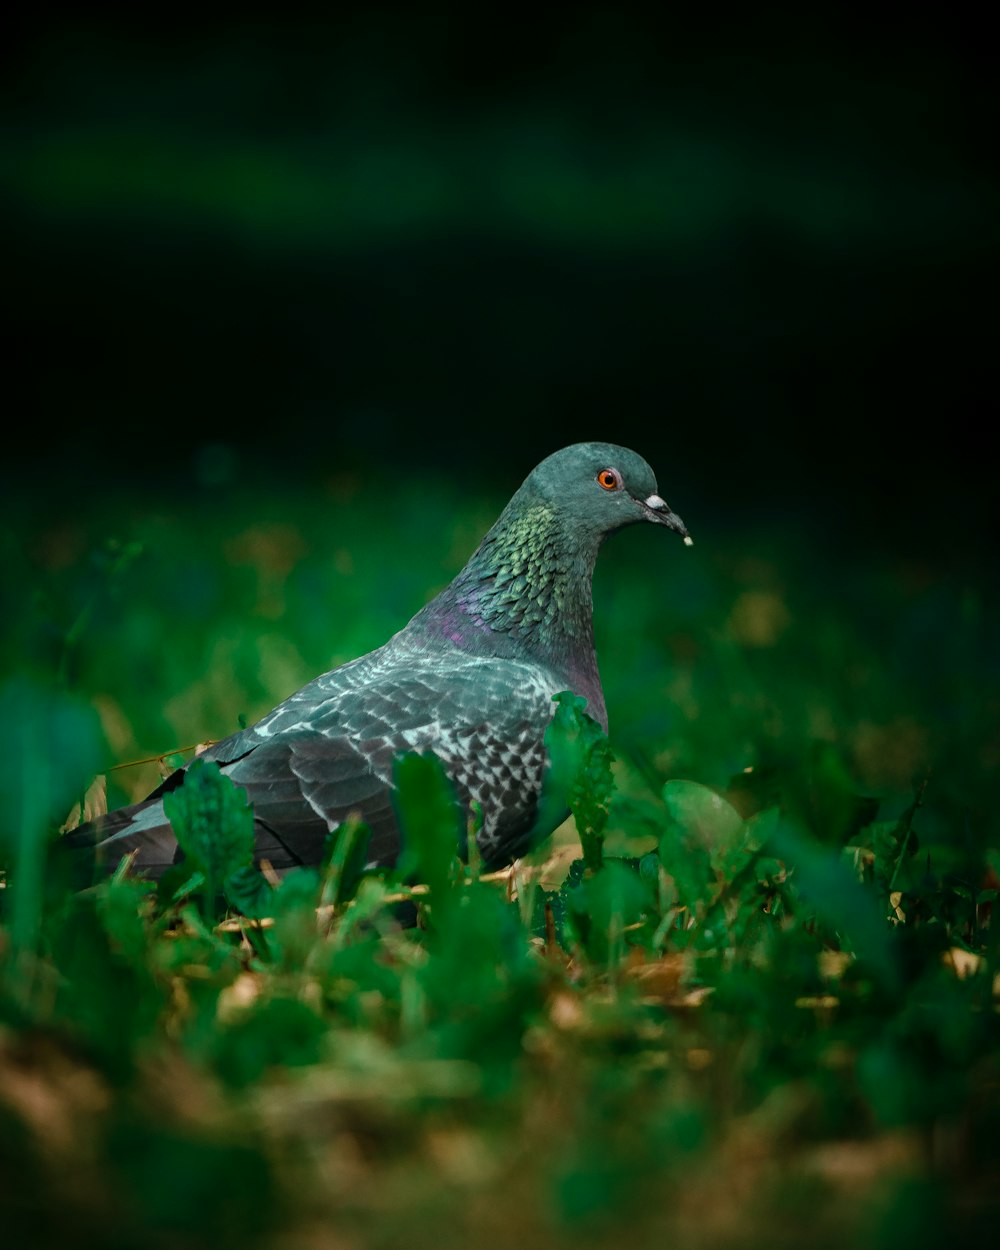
left=66, top=643, right=568, bottom=881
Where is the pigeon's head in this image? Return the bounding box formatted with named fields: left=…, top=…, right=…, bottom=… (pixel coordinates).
left=526, top=442, right=692, bottom=545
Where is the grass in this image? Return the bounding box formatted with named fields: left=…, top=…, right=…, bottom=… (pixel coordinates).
left=1, top=472, right=997, bottom=1249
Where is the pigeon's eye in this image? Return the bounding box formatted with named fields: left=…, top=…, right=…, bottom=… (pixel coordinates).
left=597, top=468, right=622, bottom=491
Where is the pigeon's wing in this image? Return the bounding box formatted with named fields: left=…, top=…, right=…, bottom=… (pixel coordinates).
left=223, top=650, right=563, bottom=869
left=65, top=648, right=565, bottom=881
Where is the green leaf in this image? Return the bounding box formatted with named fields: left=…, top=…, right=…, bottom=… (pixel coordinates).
left=213, top=996, right=327, bottom=1089
left=320, top=815, right=372, bottom=909
left=795, top=742, right=880, bottom=846
left=392, top=753, right=462, bottom=910
left=163, top=758, right=255, bottom=906
left=772, top=818, right=898, bottom=989
left=564, top=860, right=656, bottom=964
left=638, top=850, right=660, bottom=882
left=662, top=779, right=743, bottom=850
left=658, top=781, right=731, bottom=911
left=543, top=691, right=616, bottom=872
left=47, top=892, right=163, bottom=1074
left=267, top=868, right=322, bottom=970
left=156, top=861, right=206, bottom=909
left=95, top=875, right=156, bottom=970
left=0, top=676, right=105, bottom=954
left=530, top=884, right=568, bottom=946
left=224, top=864, right=275, bottom=920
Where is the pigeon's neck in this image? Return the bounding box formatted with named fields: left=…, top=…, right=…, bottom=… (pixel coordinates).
left=418, top=497, right=605, bottom=709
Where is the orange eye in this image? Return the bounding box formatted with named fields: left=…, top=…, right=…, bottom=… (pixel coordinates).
left=597, top=468, right=621, bottom=491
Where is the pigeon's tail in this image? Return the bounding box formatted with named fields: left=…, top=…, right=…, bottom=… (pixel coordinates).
left=59, top=793, right=313, bottom=890
left=59, top=798, right=182, bottom=886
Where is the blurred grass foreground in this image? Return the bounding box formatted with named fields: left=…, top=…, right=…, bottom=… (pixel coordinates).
left=1, top=469, right=998, bottom=1250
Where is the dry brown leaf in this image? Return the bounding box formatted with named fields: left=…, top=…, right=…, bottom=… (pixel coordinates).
left=800, top=1131, right=922, bottom=1186
left=946, top=947, right=982, bottom=979
left=217, top=971, right=265, bottom=1022
left=819, top=950, right=853, bottom=980
left=0, top=1031, right=109, bottom=1158
left=626, top=950, right=688, bottom=999
left=59, top=774, right=108, bottom=833
left=424, top=1128, right=500, bottom=1185
left=548, top=990, right=584, bottom=1031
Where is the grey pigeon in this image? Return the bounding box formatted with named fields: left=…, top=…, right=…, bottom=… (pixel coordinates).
left=65, top=443, right=690, bottom=880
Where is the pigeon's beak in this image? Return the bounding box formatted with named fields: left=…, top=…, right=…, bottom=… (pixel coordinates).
left=642, top=494, right=693, bottom=546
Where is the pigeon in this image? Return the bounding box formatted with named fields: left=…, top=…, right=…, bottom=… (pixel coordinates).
left=65, top=442, right=690, bottom=882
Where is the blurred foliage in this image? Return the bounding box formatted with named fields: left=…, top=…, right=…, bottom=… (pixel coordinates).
left=0, top=13, right=996, bottom=1245
left=1, top=475, right=998, bottom=1247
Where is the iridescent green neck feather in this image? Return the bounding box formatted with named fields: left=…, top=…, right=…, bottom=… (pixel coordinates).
left=457, top=499, right=600, bottom=644
left=416, top=489, right=604, bottom=698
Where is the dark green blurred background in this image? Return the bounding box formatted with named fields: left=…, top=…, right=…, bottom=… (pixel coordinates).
left=3, top=8, right=995, bottom=563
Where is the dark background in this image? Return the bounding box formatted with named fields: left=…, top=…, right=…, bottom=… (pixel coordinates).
left=3, top=9, right=995, bottom=564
